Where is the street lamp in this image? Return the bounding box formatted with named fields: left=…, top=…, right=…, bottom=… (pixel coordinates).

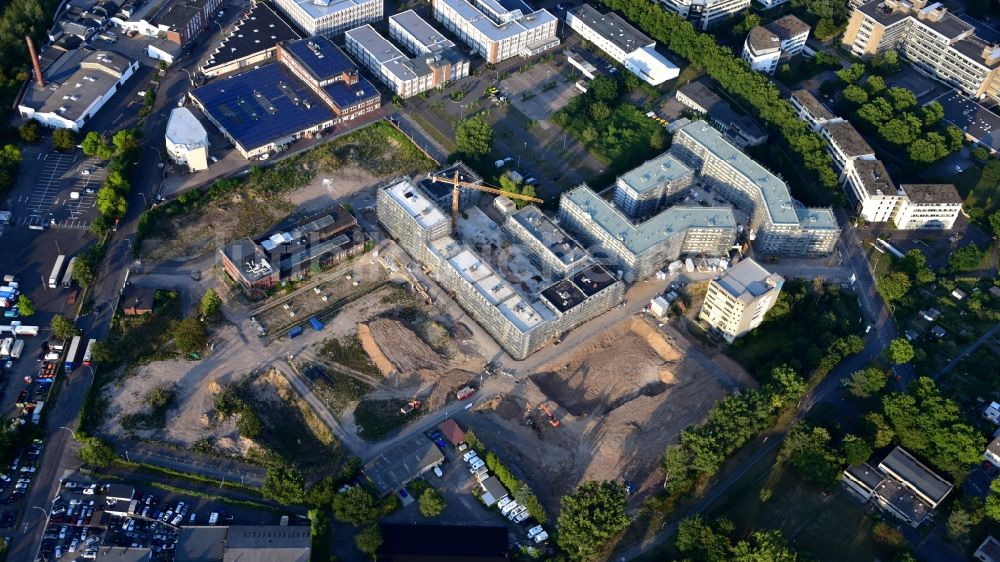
left=138, top=192, right=147, bottom=209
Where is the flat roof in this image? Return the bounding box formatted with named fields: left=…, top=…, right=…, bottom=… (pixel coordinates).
left=383, top=179, right=448, bottom=230
left=510, top=205, right=588, bottom=266
left=540, top=279, right=587, bottom=312
left=619, top=152, right=692, bottom=195
left=166, top=107, right=208, bottom=148
left=347, top=25, right=419, bottom=82
left=564, top=185, right=735, bottom=255
left=363, top=434, right=445, bottom=495
left=899, top=183, right=963, bottom=204
left=418, top=162, right=482, bottom=199
left=152, top=0, right=210, bottom=30
left=790, top=89, right=837, bottom=121
left=844, top=463, right=886, bottom=491
left=278, top=0, right=380, bottom=21
left=795, top=207, right=839, bottom=230
left=191, top=63, right=335, bottom=152
left=202, top=2, right=300, bottom=71
left=572, top=264, right=617, bottom=297
left=857, top=1, right=911, bottom=27
left=746, top=26, right=781, bottom=54
left=224, top=526, right=310, bottom=562
left=105, top=484, right=135, bottom=500
left=94, top=547, right=151, bottom=562
left=20, top=49, right=134, bottom=122
left=379, top=524, right=508, bottom=561
left=260, top=210, right=356, bottom=250
left=283, top=37, right=357, bottom=83
left=824, top=121, right=875, bottom=158
left=765, top=14, right=810, bottom=40
left=389, top=10, right=454, bottom=54
left=853, top=158, right=897, bottom=196
left=873, top=477, right=931, bottom=523
left=567, top=4, right=653, bottom=54
left=677, top=121, right=800, bottom=226
left=436, top=0, right=557, bottom=42
left=976, top=536, right=1000, bottom=562
left=714, top=258, right=778, bottom=301
left=879, top=446, right=953, bottom=505
left=677, top=80, right=767, bottom=140
left=935, top=90, right=1000, bottom=152
left=479, top=475, right=508, bottom=500
left=221, top=238, right=275, bottom=281
left=176, top=526, right=228, bottom=562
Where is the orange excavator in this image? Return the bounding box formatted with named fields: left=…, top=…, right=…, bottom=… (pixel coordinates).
left=538, top=403, right=560, bottom=427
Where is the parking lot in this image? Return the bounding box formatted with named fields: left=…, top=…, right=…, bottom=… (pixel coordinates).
left=502, top=59, right=583, bottom=121
left=10, top=151, right=103, bottom=230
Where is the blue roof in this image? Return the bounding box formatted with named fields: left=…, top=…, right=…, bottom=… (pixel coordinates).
left=191, top=64, right=334, bottom=152
left=323, top=75, right=380, bottom=109
left=283, top=37, right=356, bottom=82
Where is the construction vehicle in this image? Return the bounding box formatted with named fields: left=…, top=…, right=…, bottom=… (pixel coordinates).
left=400, top=399, right=421, bottom=415
left=456, top=386, right=476, bottom=400
left=538, top=403, right=560, bottom=427
left=431, top=171, right=543, bottom=228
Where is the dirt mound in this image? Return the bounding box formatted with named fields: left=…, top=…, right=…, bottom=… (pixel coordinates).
left=363, top=318, right=447, bottom=374
left=424, top=369, right=477, bottom=410
left=357, top=323, right=395, bottom=376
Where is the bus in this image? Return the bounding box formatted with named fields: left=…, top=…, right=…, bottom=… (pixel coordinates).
left=64, top=335, right=82, bottom=371
left=82, top=338, right=97, bottom=366
left=48, top=255, right=66, bottom=289
left=61, top=257, right=77, bottom=288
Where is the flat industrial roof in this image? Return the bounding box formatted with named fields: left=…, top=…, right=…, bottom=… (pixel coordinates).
left=283, top=37, right=357, bottom=83
left=176, top=526, right=228, bottom=562
left=191, top=63, right=335, bottom=152
left=510, top=205, right=588, bottom=266
left=677, top=120, right=800, bottom=226
left=714, top=258, right=777, bottom=301
left=221, top=239, right=275, bottom=281
left=389, top=9, right=454, bottom=54
left=380, top=524, right=509, bottom=561
left=363, top=434, right=445, bottom=495
left=20, top=49, right=134, bottom=122
left=934, top=90, right=1000, bottom=152
left=224, top=526, right=311, bottom=562
left=879, top=447, right=953, bottom=505
left=563, top=185, right=735, bottom=256
left=436, top=0, right=557, bottom=42
left=844, top=462, right=885, bottom=491
left=152, top=0, right=210, bottom=30
left=166, top=107, right=208, bottom=148
left=540, top=279, right=586, bottom=313
left=202, top=2, right=301, bottom=71
left=824, top=121, right=875, bottom=158
left=277, top=0, right=379, bottom=21
left=383, top=179, right=448, bottom=230
left=567, top=4, right=653, bottom=54
left=618, top=152, right=692, bottom=195
left=572, top=264, right=617, bottom=297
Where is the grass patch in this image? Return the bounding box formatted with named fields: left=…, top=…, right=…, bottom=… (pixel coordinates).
left=354, top=399, right=413, bottom=442
left=305, top=363, right=373, bottom=416
left=119, top=383, right=177, bottom=430
left=115, top=459, right=259, bottom=493
left=318, top=335, right=379, bottom=376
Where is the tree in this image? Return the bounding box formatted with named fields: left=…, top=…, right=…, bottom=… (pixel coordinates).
left=172, top=317, right=207, bottom=355
left=864, top=412, right=895, bottom=448
left=199, top=289, right=223, bottom=319
left=947, top=498, right=985, bottom=545
left=96, top=186, right=128, bottom=219
left=841, top=434, right=872, bottom=465
left=19, top=120, right=41, bottom=143
left=815, top=17, right=838, bottom=39
left=972, top=146, right=990, bottom=162
left=588, top=76, right=618, bottom=102
left=333, top=486, right=380, bottom=526
left=89, top=341, right=115, bottom=364
left=16, top=294, right=34, bottom=317
left=730, top=530, right=798, bottom=561
left=987, top=479, right=1000, bottom=521
left=837, top=63, right=865, bottom=84
left=846, top=367, right=888, bottom=398
left=842, top=84, right=869, bottom=106
left=112, top=129, right=140, bottom=155
left=884, top=338, right=914, bottom=365
left=779, top=424, right=843, bottom=486
left=236, top=408, right=262, bottom=439
left=676, top=516, right=733, bottom=561
left=418, top=488, right=446, bottom=518
left=96, top=142, right=115, bottom=160
left=81, top=132, right=104, bottom=156
left=52, top=129, right=76, bottom=152
left=919, top=101, right=944, bottom=127
left=886, top=87, right=917, bottom=112
left=865, top=75, right=886, bottom=93
left=990, top=210, right=1000, bottom=239
left=262, top=465, right=305, bottom=504
left=556, top=481, right=630, bottom=561
left=949, top=244, right=984, bottom=272
left=877, top=271, right=910, bottom=303
left=454, top=115, right=493, bottom=158
left=733, top=12, right=761, bottom=34
left=355, top=525, right=382, bottom=559
left=78, top=437, right=115, bottom=469
left=50, top=314, right=79, bottom=340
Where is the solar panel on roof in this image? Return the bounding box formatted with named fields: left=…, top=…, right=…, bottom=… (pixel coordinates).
left=277, top=81, right=301, bottom=105
left=252, top=90, right=277, bottom=115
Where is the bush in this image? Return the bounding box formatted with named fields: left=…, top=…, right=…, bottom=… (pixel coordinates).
left=332, top=486, right=380, bottom=526
left=78, top=437, right=115, bottom=469
left=19, top=121, right=41, bottom=143
left=172, top=317, right=207, bottom=355
left=355, top=525, right=382, bottom=559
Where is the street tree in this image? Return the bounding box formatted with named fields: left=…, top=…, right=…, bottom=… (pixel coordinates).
left=52, top=129, right=76, bottom=152
left=884, top=338, right=914, bottom=365
left=97, top=186, right=128, bottom=219
left=78, top=437, right=115, bottom=469
left=877, top=271, right=910, bottom=303
left=332, top=486, right=380, bottom=526
left=81, top=132, right=104, bottom=156
left=19, top=121, right=41, bottom=144
left=418, top=488, right=446, bottom=518
left=846, top=367, right=888, bottom=398
left=556, top=481, right=630, bottom=561
left=16, top=294, right=35, bottom=317
left=50, top=314, right=80, bottom=340
left=355, top=525, right=382, bottom=559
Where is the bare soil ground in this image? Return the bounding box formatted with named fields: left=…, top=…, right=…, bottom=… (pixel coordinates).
left=363, top=318, right=445, bottom=375
left=465, top=317, right=729, bottom=513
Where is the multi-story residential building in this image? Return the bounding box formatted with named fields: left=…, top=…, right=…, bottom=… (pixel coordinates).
left=698, top=258, right=783, bottom=342
left=273, top=0, right=382, bottom=37
left=201, top=1, right=302, bottom=77
left=611, top=152, right=695, bottom=219
left=843, top=0, right=1000, bottom=100
left=789, top=89, right=839, bottom=132
left=671, top=121, right=840, bottom=257
left=845, top=159, right=905, bottom=222
left=676, top=80, right=769, bottom=148
left=656, top=0, right=751, bottom=30
left=892, top=184, right=963, bottom=229
left=416, top=162, right=483, bottom=212
left=821, top=120, right=876, bottom=180
left=504, top=205, right=590, bottom=276
left=376, top=178, right=452, bottom=264
left=565, top=4, right=679, bottom=85
left=345, top=18, right=468, bottom=98
left=431, top=0, right=559, bottom=64
left=742, top=15, right=810, bottom=74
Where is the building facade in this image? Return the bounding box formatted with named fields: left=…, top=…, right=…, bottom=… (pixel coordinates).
left=272, top=0, right=382, bottom=37
left=742, top=15, right=809, bottom=74
left=115, top=0, right=225, bottom=44
left=165, top=107, right=209, bottom=172
left=431, top=0, right=559, bottom=64
left=201, top=1, right=302, bottom=77
left=698, top=258, right=783, bottom=342
left=612, top=152, right=695, bottom=218
left=892, top=184, right=963, bottom=229
left=656, top=0, right=751, bottom=30
left=565, top=4, right=678, bottom=85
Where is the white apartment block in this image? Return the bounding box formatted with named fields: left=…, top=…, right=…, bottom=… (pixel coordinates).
left=671, top=121, right=840, bottom=257
left=432, top=0, right=559, bottom=64
left=565, top=5, right=678, bottom=85
left=273, top=0, right=382, bottom=37
left=698, top=258, right=783, bottom=342
left=822, top=120, right=876, bottom=182
left=742, top=15, right=809, bottom=74
left=892, top=184, right=963, bottom=229
left=843, top=0, right=1000, bottom=100
left=165, top=107, right=209, bottom=172
left=657, top=0, right=751, bottom=30
left=789, top=89, right=839, bottom=132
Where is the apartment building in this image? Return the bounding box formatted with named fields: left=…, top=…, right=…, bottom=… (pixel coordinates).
left=742, top=15, right=810, bottom=74
left=656, top=0, right=751, bottom=30
left=273, top=0, right=382, bottom=37
left=565, top=5, right=678, bottom=85
left=846, top=159, right=905, bottom=222
left=504, top=205, right=590, bottom=276
left=376, top=178, right=452, bottom=265
left=893, top=184, right=963, bottom=229
left=843, top=0, right=1000, bottom=100
left=789, top=89, right=839, bottom=132
left=612, top=152, right=695, bottom=219
left=432, top=0, right=559, bottom=64
left=698, top=258, right=783, bottom=342
left=671, top=121, right=840, bottom=257
left=165, top=107, right=209, bottom=172
left=822, top=120, right=876, bottom=179
left=116, top=0, right=224, bottom=44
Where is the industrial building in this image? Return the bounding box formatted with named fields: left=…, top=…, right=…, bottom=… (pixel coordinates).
left=431, top=0, right=559, bottom=64
left=698, top=258, right=783, bottom=342
left=843, top=0, right=1000, bottom=100
left=742, top=15, right=810, bottom=74
left=273, top=0, right=382, bottom=37
left=219, top=209, right=364, bottom=298
left=176, top=525, right=311, bottom=562
left=165, top=107, right=210, bottom=172
left=191, top=37, right=380, bottom=158
left=115, top=0, right=225, bottom=44
left=376, top=176, right=624, bottom=359
left=676, top=80, right=768, bottom=148
left=363, top=434, right=445, bottom=496
left=671, top=121, right=840, bottom=257
left=201, top=2, right=302, bottom=77
left=842, top=446, right=953, bottom=528
left=564, top=4, right=679, bottom=85
left=656, top=0, right=752, bottom=30
left=345, top=14, right=469, bottom=99
left=18, top=48, right=140, bottom=131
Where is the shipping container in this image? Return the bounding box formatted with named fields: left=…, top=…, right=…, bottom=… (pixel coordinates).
left=308, top=317, right=324, bottom=331
left=288, top=326, right=303, bottom=339
left=10, top=339, right=24, bottom=360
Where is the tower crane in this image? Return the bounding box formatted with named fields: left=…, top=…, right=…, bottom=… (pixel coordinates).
left=432, top=171, right=543, bottom=228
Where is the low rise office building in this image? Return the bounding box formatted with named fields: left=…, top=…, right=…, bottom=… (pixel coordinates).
left=657, top=0, right=751, bottom=30
left=201, top=1, right=302, bottom=77
left=272, top=0, right=382, bottom=37
left=432, top=0, right=559, bottom=64
left=565, top=4, right=678, bottom=85
left=843, top=446, right=953, bottom=528
left=676, top=80, right=768, bottom=148
left=165, top=107, right=210, bottom=172
left=742, top=15, right=810, bottom=74
left=698, top=258, right=783, bottom=342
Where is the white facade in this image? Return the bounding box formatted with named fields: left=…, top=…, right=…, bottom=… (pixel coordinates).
left=699, top=258, right=783, bottom=342
left=565, top=5, right=678, bottom=85
left=272, top=0, right=383, bottom=37
left=892, top=186, right=963, bottom=229
left=165, top=107, right=210, bottom=172
left=742, top=16, right=809, bottom=75
left=432, top=0, right=559, bottom=64
left=656, top=0, right=751, bottom=30
left=753, top=0, right=789, bottom=7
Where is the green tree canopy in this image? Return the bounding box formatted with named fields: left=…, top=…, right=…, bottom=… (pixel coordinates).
left=418, top=488, right=446, bottom=518
left=172, top=317, right=207, bottom=355
left=556, top=481, right=631, bottom=561
left=199, top=288, right=223, bottom=319
left=52, top=129, right=76, bottom=152
left=884, top=338, right=914, bottom=365
left=262, top=465, right=305, bottom=504
left=454, top=115, right=493, bottom=158
left=588, top=76, right=618, bottom=102
left=986, top=479, right=1000, bottom=521
left=779, top=424, right=843, bottom=486
left=78, top=437, right=115, bottom=469
left=50, top=314, right=79, bottom=340
left=333, top=486, right=380, bottom=526
left=846, top=367, right=888, bottom=398
left=355, top=525, right=383, bottom=558
left=841, top=434, right=873, bottom=465
left=19, top=120, right=41, bottom=143
left=16, top=294, right=35, bottom=317
left=877, top=271, right=911, bottom=303
left=81, top=132, right=104, bottom=156
left=96, top=186, right=128, bottom=219
left=949, top=244, right=984, bottom=272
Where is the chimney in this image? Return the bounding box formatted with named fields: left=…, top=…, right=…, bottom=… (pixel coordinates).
left=26, top=36, right=44, bottom=88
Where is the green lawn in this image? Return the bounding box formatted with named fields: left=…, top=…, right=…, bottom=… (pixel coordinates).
left=354, top=399, right=415, bottom=442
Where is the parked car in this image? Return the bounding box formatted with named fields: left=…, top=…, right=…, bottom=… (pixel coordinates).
left=433, top=466, right=443, bottom=477
left=497, top=497, right=512, bottom=510
left=469, top=459, right=485, bottom=472
left=508, top=505, right=526, bottom=520
left=462, top=451, right=478, bottom=462
left=514, top=510, right=530, bottom=523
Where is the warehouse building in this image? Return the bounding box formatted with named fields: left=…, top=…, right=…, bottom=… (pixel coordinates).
left=742, top=15, right=810, bottom=74
left=698, top=258, right=783, bottom=342
left=273, top=0, right=382, bottom=38
left=18, top=49, right=140, bottom=131
left=564, top=4, right=679, bottom=85
left=363, top=434, right=445, bottom=496
left=165, top=107, right=210, bottom=172
left=432, top=0, right=559, bottom=64
left=657, top=0, right=751, bottom=30
left=671, top=120, right=840, bottom=257
left=201, top=2, right=302, bottom=77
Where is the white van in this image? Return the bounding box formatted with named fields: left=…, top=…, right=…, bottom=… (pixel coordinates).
left=462, top=451, right=478, bottom=462
left=208, top=512, right=219, bottom=526
left=500, top=501, right=519, bottom=516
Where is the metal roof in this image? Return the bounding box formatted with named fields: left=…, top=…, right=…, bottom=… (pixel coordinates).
left=202, top=2, right=301, bottom=71
left=566, top=4, right=653, bottom=54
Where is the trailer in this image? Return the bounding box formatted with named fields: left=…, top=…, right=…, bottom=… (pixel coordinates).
left=308, top=317, right=324, bottom=331
left=0, top=337, right=11, bottom=359
left=288, top=326, right=303, bottom=339
left=62, top=257, right=77, bottom=288
left=14, top=325, right=38, bottom=336
left=65, top=335, right=82, bottom=370
left=49, top=255, right=66, bottom=289
left=82, top=339, right=96, bottom=366
left=10, top=339, right=24, bottom=360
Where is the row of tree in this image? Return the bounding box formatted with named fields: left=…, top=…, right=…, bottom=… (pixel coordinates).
left=0, top=144, right=20, bottom=198
left=81, top=129, right=142, bottom=234
left=675, top=516, right=800, bottom=561
left=601, top=0, right=840, bottom=201
left=465, top=430, right=547, bottom=523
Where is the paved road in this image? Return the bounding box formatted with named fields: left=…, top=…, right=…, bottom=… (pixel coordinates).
left=933, top=321, right=1000, bottom=379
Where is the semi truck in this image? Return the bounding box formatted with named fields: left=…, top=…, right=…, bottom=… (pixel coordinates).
left=49, top=255, right=66, bottom=289
left=10, top=339, right=24, bottom=360
left=65, top=335, right=82, bottom=370
left=62, top=257, right=77, bottom=288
